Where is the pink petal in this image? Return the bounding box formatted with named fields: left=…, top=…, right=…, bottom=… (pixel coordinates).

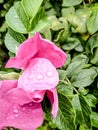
left=30, top=90, right=46, bottom=103
left=5, top=35, right=37, bottom=69
left=0, top=80, right=17, bottom=98
left=0, top=99, right=44, bottom=130
left=18, top=58, right=59, bottom=91
left=0, top=81, right=2, bottom=88
left=47, top=88, right=58, bottom=118
left=6, top=88, right=32, bottom=105
left=6, top=32, right=67, bottom=69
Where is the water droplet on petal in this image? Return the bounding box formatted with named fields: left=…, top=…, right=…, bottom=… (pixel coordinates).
left=31, top=70, right=34, bottom=73
left=15, top=114, right=18, bottom=117
left=29, top=103, right=33, bottom=107
left=6, top=117, right=9, bottom=120
left=29, top=109, right=32, bottom=112
left=29, top=75, right=33, bottom=79
left=46, top=71, right=53, bottom=77
left=22, top=107, right=25, bottom=111
left=37, top=74, right=44, bottom=80
left=13, top=109, right=18, bottom=114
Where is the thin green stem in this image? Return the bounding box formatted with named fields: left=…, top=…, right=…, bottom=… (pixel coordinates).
left=82, top=0, right=87, bottom=8
left=60, top=78, right=79, bottom=94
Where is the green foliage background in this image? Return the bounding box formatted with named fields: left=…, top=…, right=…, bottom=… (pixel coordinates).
left=0, top=0, right=98, bottom=130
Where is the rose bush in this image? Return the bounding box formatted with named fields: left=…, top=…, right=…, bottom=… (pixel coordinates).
left=1, top=0, right=98, bottom=130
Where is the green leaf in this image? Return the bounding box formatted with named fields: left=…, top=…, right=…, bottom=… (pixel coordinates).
left=31, top=19, right=49, bottom=34
left=66, top=57, right=88, bottom=77
left=50, top=17, right=66, bottom=31
left=6, top=2, right=30, bottom=33
left=62, top=37, right=80, bottom=51
left=5, top=28, right=26, bottom=53
left=78, top=87, right=89, bottom=95
left=91, top=48, right=98, bottom=66
left=55, top=29, right=69, bottom=43
left=72, top=54, right=88, bottom=62
left=62, top=7, right=75, bottom=17
left=37, top=125, right=47, bottom=130
left=72, top=94, right=84, bottom=125
left=79, top=95, right=91, bottom=128
left=55, top=93, right=75, bottom=130
left=71, top=67, right=97, bottom=88
left=57, top=83, right=73, bottom=96
left=30, top=7, right=49, bottom=34
left=63, top=54, right=71, bottom=68
left=0, top=0, right=3, bottom=3
left=87, top=5, right=98, bottom=34
left=79, top=125, right=92, bottom=130
left=74, top=44, right=83, bottom=52
left=22, top=0, right=43, bottom=19
left=31, top=7, right=46, bottom=28
left=91, top=112, right=98, bottom=128
left=0, top=22, right=7, bottom=32
left=57, top=69, right=66, bottom=80
left=0, top=72, right=20, bottom=80
left=67, top=9, right=89, bottom=33
left=62, top=0, right=82, bottom=7
left=87, top=12, right=98, bottom=34
left=86, top=94, right=97, bottom=108
left=86, top=34, right=98, bottom=55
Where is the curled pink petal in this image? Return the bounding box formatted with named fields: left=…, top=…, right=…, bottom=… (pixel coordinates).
left=47, top=88, right=58, bottom=118
left=6, top=32, right=67, bottom=69
left=0, top=99, right=44, bottom=130
left=30, top=90, right=45, bottom=103
left=18, top=58, right=59, bottom=91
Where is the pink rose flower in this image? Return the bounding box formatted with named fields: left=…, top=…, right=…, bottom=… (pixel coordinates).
left=6, top=58, right=59, bottom=117
left=0, top=80, right=44, bottom=130
left=6, top=32, right=67, bottom=69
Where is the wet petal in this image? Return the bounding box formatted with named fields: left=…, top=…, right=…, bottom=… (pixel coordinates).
left=30, top=90, right=45, bottom=103
left=47, top=88, right=58, bottom=118
left=0, top=81, right=2, bottom=88
left=6, top=32, right=67, bottom=69
left=6, top=88, right=32, bottom=105
left=0, top=99, right=44, bottom=130
left=18, top=58, right=59, bottom=91
left=0, top=80, right=17, bottom=98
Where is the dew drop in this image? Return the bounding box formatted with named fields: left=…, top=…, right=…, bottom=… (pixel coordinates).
left=29, top=103, right=33, bottom=107
left=15, top=114, right=18, bottom=117
left=29, top=109, right=32, bottom=112
left=31, top=70, right=34, bottom=73
left=13, top=109, right=18, bottom=114
left=46, top=71, right=53, bottom=77
left=29, top=75, right=33, bottom=79
left=22, top=107, right=26, bottom=111
left=37, top=74, right=43, bottom=80
left=6, top=117, right=9, bottom=120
